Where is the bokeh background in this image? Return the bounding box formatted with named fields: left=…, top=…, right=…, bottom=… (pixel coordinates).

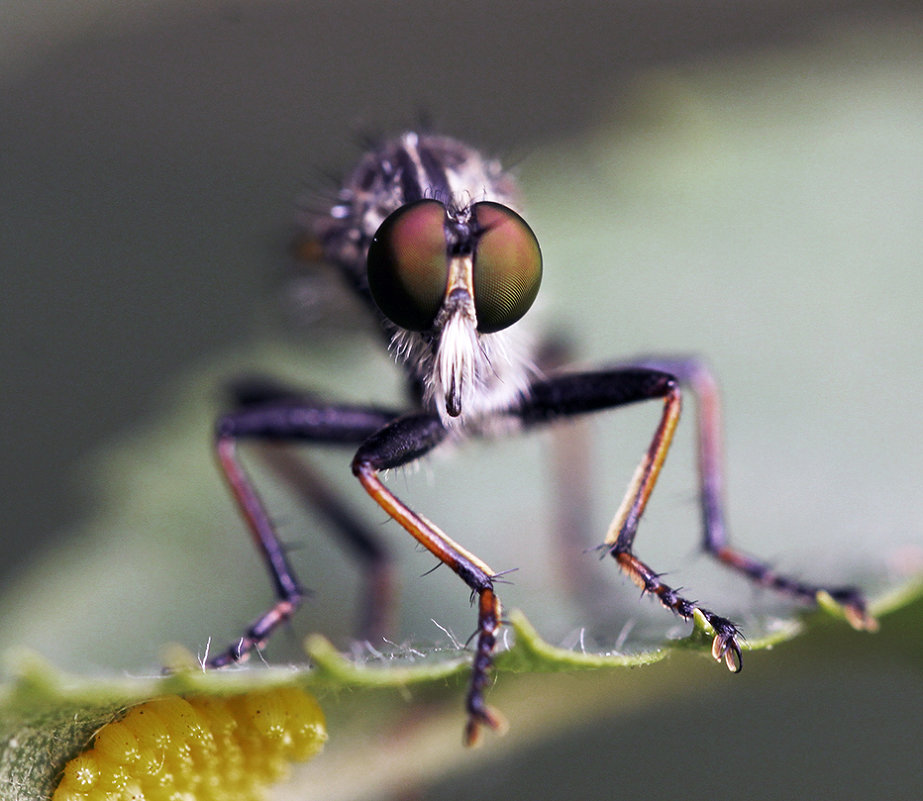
left=3, top=2, right=922, bottom=799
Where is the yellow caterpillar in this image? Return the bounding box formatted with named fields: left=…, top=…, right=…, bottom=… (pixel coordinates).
left=52, top=687, right=326, bottom=801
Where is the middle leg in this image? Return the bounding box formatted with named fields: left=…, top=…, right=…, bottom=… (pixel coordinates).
left=226, top=377, right=398, bottom=640
left=209, top=396, right=400, bottom=668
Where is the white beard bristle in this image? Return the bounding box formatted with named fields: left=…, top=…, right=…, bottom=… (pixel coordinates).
left=437, top=309, right=478, bottom=420
left=390, top=319, right=536, bottom=429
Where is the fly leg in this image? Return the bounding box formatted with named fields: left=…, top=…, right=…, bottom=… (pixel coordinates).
left=351, top=414, right=506, bottom=746
left=516, top=367, right=744, bottom=670
left=224, top=377, right=398, bottom=640
left=626, top=356, right=877, bottom=631
left=209, top=396, right=399, bottom=667
left=536, top=338, right=607, bottom=609
left=258, top=446, right=397, bottom=640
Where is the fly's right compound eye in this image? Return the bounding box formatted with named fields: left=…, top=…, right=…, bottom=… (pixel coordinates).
left=367, top=199, right=449, bottom=331
left=470, top=202, right=542, bottom=333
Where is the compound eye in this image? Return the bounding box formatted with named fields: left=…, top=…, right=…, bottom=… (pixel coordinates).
left=367, top=199, right=448, bottom=331
left=471, top=202, right=542, bottom=333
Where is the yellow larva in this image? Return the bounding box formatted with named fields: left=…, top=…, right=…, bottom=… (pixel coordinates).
left=52, top=687, right=327, bottom=801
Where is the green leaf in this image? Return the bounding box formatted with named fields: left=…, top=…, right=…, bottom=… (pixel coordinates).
left=2, top=581, right=919, bottom=800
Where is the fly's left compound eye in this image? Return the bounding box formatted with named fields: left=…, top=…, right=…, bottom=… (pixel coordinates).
left=471, top=202, right=542, bottom=333
left=367, top=199, right=449, bottom=331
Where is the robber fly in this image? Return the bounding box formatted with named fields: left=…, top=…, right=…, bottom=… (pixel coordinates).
left=204, top=132, right=876, bottom=745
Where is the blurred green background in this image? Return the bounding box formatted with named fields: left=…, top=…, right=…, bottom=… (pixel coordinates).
left=2, top=2, right=922, bottom=799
